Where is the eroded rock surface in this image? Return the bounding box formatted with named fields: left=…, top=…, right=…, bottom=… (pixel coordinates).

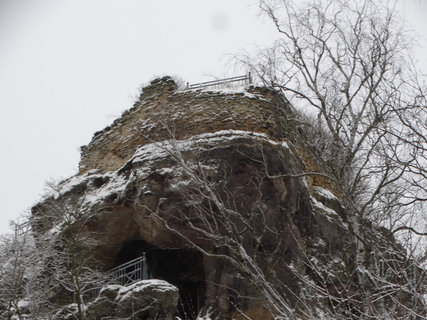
left=31, top=78, right=349, bottom=319
left=53, top=280, right=179, bottom=320
left=31, top=77, right=422, bottom=319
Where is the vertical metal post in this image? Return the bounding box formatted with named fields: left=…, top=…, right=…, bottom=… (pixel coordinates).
left=248, top=72, right=253, bottom=84
left=143, top=252, right=149, bottom=280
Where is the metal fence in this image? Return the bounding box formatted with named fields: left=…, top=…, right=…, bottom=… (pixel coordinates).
left=186, top=73, right=252, bottom=90
left=110, top=254, right=148, bottom=286
left=84, top=253, right=149, bottom=301
left=14, top=221, right=31, bottom=237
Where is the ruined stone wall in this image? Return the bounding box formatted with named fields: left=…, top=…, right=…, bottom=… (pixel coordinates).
left=79, top=77, right=292, bottom=173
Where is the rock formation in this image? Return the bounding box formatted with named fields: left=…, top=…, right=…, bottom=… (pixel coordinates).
left=30, top=77, right=425, bottom=319
left=52, top=280, right=179, bottom=320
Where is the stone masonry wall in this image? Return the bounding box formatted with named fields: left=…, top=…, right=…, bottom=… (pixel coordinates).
left=79, top=76, right=292, bottom=173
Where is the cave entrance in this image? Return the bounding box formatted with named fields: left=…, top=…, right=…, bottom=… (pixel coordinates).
left=114, top=240, right=206, bottom=320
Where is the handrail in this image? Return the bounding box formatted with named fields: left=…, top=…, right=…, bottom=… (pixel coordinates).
left=14, top=221, right=31, bottom=237
left=85, top=253, right=148, bottom=302
left=110, top=254, right=146, bottom=286
left=189, top=75, right=248, bottom=86
left=186, top=73, right=252, bottom=90
left=109, top=255, right=145, bottom=274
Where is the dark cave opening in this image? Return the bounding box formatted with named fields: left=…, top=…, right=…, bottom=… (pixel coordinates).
left=115, top=239, right=206, bottom=320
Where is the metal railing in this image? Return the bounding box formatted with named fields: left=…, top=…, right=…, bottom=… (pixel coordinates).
left=186, top=73, right=252, bottom=90
left=110, top=254, right=148, bottom=286
left=14, top=221, right=31, bottom=237
left=84, top=253, right=149, bottom=301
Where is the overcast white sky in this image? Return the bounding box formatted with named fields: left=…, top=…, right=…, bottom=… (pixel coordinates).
left=0, top=0, right=426, bottom=235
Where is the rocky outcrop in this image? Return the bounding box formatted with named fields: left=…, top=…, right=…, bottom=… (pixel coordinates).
left=35, top=129, right=315, bottom=318
left=31, top=77, right=424, bottom=319
left=53, top=280, right=179, bottom=320
left=87, top=280, right=178, bottom=320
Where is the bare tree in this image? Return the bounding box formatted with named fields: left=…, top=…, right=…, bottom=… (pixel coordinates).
left=0, top=226, right=33, bottom=320
left=31, top=181, right=110, bottom=320
left=236, top=0, right=426, bottom=259
left=0, top=217, right=56, bottom=320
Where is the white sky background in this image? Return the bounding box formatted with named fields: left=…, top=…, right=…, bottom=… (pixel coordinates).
left=0, top=0, right=426, bottom=235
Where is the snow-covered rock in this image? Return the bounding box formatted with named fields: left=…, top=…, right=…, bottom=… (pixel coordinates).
left=86, top=280, right=179, bottom=320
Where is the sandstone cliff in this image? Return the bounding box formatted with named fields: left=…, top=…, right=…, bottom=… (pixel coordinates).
left=30, top=77, right=425, bottom=320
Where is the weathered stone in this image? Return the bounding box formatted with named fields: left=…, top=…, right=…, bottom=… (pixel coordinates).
left=31, top=79, right=329, bottom=319
left=115, top=280, right=179, bottom=320
left=312, top=186, right=345, bottom=218
left=31, top=77, right=424, bottom=319
left=79, top=77, right=291, bottom=174
left=67, top=281, right=180, bottom=320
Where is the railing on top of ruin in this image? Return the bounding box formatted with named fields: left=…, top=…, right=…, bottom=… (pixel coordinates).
left=186, top=73, right=252, bottom=90
left=14, top=221, right=31, bottom=237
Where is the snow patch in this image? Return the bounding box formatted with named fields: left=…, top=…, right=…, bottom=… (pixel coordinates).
left=53, top=170, right=100, bottom=198
left=310, top=196, right=339, bottom=217
left=138, top=119, right=157, bottom=131
left=130, top=129, right=290, bottom=166
left=117, top=279, right=178, bottom=302
left=99, top=284, right=122, bottom=294
left=82, top=172, right=127, bottom=207
left=313, top=186, right=339, bottom=202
